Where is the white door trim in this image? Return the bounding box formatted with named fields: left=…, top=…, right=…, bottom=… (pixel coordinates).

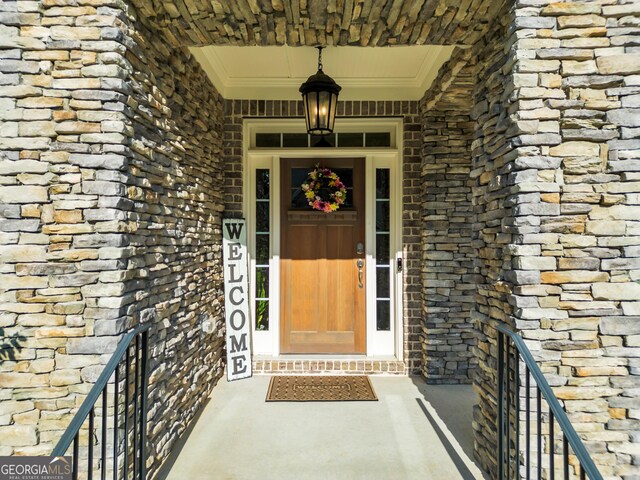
left=243, top=118, right=404, bottom=359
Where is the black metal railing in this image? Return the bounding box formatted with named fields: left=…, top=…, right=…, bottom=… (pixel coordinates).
left=53, top=324, right=151, bottom=480
left=496, top=324, right=603, bottom=480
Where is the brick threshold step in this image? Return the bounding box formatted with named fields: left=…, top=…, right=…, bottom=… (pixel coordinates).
left=253, top=358, right=407, bottom=375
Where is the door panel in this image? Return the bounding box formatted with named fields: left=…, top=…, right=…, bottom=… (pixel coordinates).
left=280, top=158, right=366, bottom=354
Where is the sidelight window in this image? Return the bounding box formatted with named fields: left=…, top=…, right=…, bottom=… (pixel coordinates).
left=375, top=168, right=391, bottom=331
left=255, top=169, right=270, bottom=331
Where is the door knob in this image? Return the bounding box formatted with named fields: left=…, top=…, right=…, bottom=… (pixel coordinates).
left=356, top=259, right=364, bottom=288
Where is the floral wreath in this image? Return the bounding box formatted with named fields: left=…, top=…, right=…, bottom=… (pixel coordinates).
left=301, top=164, right=347, bottom=213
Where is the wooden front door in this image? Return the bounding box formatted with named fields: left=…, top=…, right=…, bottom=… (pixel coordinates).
left=280, top=158, right=366, bottom=354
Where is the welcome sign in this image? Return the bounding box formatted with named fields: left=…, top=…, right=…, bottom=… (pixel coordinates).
left=222, top=219, right=253, bottom=381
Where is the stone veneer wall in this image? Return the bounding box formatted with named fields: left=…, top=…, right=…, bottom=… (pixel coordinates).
left=129, top=0, right=499, bottom=49
left=0, top=0, right=135, bottom=455
left=505, top=1, right=640, bottom=478
left=420, top=49, right=477, bottom=384
left=121, top=9, right=226, bottom=475
left=457, top=0, right=640, bottom=477
left=3, top=0, right=640, bottom=478
left=467, top=3, right=517, bottom=473
left=0, top=1, right=225, bottom=475
left=223, top=99, right=423, bottom=372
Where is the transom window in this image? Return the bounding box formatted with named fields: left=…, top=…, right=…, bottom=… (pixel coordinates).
left=255, top=131, right=392, bottom=148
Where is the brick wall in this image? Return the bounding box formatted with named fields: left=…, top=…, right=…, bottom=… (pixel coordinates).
left=224, top=99, right=423, bottom=371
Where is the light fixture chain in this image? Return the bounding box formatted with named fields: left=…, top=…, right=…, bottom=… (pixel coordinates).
left=317, top=46, right=323, bottom=72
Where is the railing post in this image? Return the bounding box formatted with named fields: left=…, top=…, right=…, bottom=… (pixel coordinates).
left=495, top=324, right=603, bottom=480
left=53, top=324, right=151, bottom=480
left=506, top=340, right=511, bottom=479
left=497, top=330, right=504, bottom=480
left=113, top=365, right=119, bottom=480
left=133, top=336, right=139, bottom=480
left=514, top=345, right=520, bottom=480
left=526, top=368, right=530, bottom=480
left=140, top=329, right=149, bottom=480
left=101, top=388, right=107, bottom=480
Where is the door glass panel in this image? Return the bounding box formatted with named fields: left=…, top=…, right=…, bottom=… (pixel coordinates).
left=332, top=168, right=353, bottom=209
left=255, top=131, right=391, bottom=149
left=338, top=133, right=364, bottom=147
left=290, top=166, right=354, bottom=210
left=332, top=168, right=353, bottom=186
left=256, top=170, right=270, bottom=199
left=366, top=132, right=391, bottom=147
left=291, top=188, right=310, bottom=209
left=376, top=267, right=390, bottom=298
left=291, top=167, right=312, bottom=209
left=256, top=133, right=280, bottom=148
left=256, top=234, right=269, bottom=264
left=376, top=169, right=390, bottom=198
left=256, top=202, right=269, bottom=232
left=283, top=133, right=308, bottom=147
left=376, top=300, right=390, bottom=331
left=291, top=167, right=308, bottom=186
left=310, top=133, right=336, bottom=147
left=375, top=234, right=390, bottom=263
left=255, top=267, right=269, bottom=296
left=255, top=169, right=270, bottom=331
left=376, top=168, right=391, bottom=331
left=255, top=300, right=269, bottom=331
left=376, top=201, right=390, bottom=231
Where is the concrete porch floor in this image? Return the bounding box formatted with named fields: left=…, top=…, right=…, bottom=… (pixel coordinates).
left=159, top=375, right=485, bottom=480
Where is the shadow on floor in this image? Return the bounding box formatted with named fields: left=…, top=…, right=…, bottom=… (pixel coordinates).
left=159, top=375, right=485, bottom=480
left=410, top=376, right=486, bottom=479
left=156, top=397, right=211, bottom=480
left=415, top=398, right=476, bottom=480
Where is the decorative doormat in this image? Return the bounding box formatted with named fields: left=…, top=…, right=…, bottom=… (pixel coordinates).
left=266, top=375, right=378, bottom=402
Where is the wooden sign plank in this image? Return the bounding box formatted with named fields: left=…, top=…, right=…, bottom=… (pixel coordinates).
left=222, top=218, right=253, bottom=381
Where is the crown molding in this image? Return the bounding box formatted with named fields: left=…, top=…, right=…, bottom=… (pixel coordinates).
left=190, top=46, right=456, bottom=101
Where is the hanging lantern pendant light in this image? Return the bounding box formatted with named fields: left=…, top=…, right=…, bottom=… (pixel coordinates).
left=300, top=46, right=341, bottom=138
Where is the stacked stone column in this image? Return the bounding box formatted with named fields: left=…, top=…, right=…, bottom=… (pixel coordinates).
left=0, top=1, right=226, bottom=474
left=420, top=49, right=478, bottom=383
left=1, top=0, right=133, bottom=454
left=511, top=1, right=640, bottom=478
left=467, top=0, right=640, bottom=477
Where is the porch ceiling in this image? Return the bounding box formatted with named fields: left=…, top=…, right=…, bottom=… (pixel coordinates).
left=190, top=45, right=456, bottom=100
left=130, top=0, right=503, bottom=49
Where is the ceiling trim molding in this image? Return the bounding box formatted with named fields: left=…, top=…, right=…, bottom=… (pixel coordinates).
left=190, top=45, right=456, bottom=101
left=191, top=48, right=230, bottom=97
